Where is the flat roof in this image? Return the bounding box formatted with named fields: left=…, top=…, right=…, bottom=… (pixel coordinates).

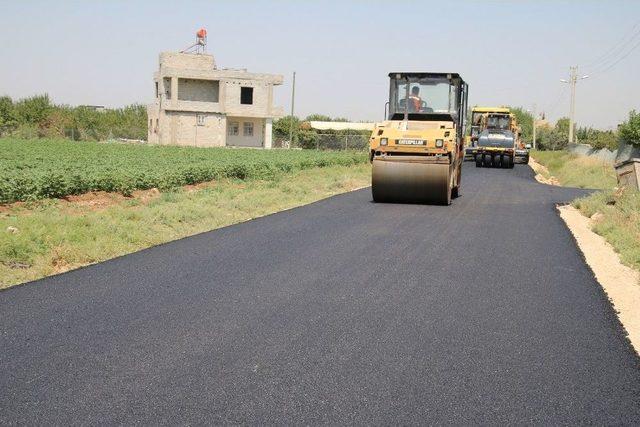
left=388, top=72, right=464, bottom=81
left=472, top=106, right=511, bottom=113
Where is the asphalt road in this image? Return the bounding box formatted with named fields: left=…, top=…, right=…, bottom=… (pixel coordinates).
left=1, top=163, right=639, bottom=424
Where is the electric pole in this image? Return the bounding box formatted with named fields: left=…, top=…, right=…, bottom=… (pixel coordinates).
left=532, top=103, right=537, bottom=150
left=288, top=71, right=296, bottom=149
left=561, top=66, right=588, bottom=145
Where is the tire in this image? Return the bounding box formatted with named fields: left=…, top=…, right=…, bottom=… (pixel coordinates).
left=452, top=186, right=460, bottom=198
left=475, top=155, right=482, bottom=167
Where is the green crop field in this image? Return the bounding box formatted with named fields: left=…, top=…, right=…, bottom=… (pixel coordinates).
left=0, top=138, right=368, bottom=203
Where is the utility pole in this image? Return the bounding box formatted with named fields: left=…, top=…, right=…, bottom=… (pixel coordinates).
left=561, top=66, right=589, bottom=145
left=532, top=103, right=537, bottom=150
left=288, top=71, right=296, bottom=149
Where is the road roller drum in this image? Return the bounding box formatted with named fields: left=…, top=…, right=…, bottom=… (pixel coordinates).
left=372, top=157, right=452, bottom=205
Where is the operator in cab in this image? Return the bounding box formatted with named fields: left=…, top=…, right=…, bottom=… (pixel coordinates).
left=408, top=86, right=423, bottom=112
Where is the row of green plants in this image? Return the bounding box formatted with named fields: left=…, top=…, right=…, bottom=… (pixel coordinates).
left=0, top=94, right=147, bottom=141
left=0, top=138, right=367, bottom=203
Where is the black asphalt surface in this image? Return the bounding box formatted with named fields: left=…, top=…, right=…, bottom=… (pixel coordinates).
left=1, top=163, right=639, bottom=424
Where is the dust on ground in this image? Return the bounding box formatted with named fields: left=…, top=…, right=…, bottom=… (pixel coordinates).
left=558, top=204, right=640, bottom=355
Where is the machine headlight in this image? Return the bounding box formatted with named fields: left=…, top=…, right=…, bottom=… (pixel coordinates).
left=435, top=139, right=444, bottom=148
left=380, top=138, right=388, bottom=146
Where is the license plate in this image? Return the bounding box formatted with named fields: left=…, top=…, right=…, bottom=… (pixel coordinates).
left=398, top=139, right=425, bottom=145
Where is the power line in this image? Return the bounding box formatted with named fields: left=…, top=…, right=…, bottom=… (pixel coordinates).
left=582, top=20, right=640, bottom=70
left=589, top=36, right=640, bottom=76
left=544, top=85, right=568, bottom=117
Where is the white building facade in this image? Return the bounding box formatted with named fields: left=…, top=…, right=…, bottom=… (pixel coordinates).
left=147, top=52, right=283, bottom=148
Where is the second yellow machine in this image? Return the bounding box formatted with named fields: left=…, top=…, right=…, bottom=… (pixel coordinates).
left=369, top=72, right=469, bottom=205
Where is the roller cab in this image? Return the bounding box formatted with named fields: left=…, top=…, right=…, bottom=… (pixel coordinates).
left=370, top=72, right=468, bottom=205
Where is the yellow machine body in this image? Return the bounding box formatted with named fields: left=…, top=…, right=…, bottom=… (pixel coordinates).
left=369, top=72, right=468, bottom=205
left=468, top=106, right=528, bottom=167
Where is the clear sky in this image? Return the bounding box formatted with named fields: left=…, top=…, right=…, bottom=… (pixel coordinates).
left=1, top=0, right=639, bottom=129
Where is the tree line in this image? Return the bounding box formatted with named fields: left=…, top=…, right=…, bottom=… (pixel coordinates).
left=2, top=93, right=638, bottom=152
left=511, top=107, right=639, bottom=151
left=0, top=94, right=147, bottom=141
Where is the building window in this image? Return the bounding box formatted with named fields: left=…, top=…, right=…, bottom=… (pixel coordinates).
left=228, top=122, right=239, bottom=136
left=240, top=87, right=253, bottom=105
left=155, top=119, right=159, bottom=133
left=155, top=82, right=159, bottom=98
left=243, top=122, right=254, bottom=137
left=197, top=114, right=206, bottom=126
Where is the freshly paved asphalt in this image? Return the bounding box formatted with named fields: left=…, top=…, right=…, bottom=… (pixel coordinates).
left=1, top=163, right=639, bottom=424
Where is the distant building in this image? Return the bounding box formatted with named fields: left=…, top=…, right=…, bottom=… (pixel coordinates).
left=147, top=51, right=283, bottom=148
left=306, top=121, right=375, bottom=131
left=79, top=105, right=105, bottom=112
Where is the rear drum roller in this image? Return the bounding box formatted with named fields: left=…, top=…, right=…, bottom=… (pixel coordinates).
left=372, top=158, right=451, bottom=205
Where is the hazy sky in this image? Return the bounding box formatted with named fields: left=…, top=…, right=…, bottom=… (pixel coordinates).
left=1, top=0, right=639, bottom=129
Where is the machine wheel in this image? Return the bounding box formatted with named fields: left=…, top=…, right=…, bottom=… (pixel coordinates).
left=475, top=155, right=482, bottom=167
left=452, top=186, right=460, bottom=199
left=482, top=154, right=491, bottom=167
left=501, top=155, right=509, bottom=169
left=509, top=157, right=515, bottom=169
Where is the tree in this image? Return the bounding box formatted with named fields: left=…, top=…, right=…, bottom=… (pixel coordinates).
left=272, top=115, right=301, bottom=144
left=510, top=107, right=533, bottom=143
left=576, top=126, right=618, bottom=151
left=536, top=126, right=568, bottom=151
left=0, top=96, right=17, bottom=132
left=14, top=94, right=52, bottom=126
left=619, top=110, right=640, bottom=147
left=555, top=117, right=570, bottom=135
left=305, top=114, right=332, bottom=122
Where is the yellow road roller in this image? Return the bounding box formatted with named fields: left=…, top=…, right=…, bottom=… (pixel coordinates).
left=369, top=72, right=469, bottom=204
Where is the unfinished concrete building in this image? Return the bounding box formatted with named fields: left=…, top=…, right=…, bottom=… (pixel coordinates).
left=147, top=51, right=283, bottom=148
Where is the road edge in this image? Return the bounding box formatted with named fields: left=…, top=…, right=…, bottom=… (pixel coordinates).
left=557, top=204, right=640, bottom=356
left=529, top=156, right=560, bottom=186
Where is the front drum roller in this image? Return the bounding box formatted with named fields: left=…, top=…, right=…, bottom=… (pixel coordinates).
left=372, top=157, right=452, bottom=205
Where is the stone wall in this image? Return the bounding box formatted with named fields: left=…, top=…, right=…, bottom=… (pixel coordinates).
left=567, top=142, right=640, bottom=165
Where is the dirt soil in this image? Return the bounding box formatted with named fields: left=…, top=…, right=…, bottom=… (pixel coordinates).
left=558, top=204, right=640, bottom=355
left=529, top=156, right=560, bottom=185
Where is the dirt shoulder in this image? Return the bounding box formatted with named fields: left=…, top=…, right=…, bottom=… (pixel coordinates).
left=558, top=205, right=640, bottom=355
left=529, top=156, right=560, bottom=186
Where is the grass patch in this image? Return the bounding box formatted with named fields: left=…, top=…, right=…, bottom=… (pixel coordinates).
left=572, top=188, right=640, bottom=271
left=533, top=150, right=640, bottom=271
left=530, top=150, right=616, bottom=189
left=0, top=163, right=371, bottom=289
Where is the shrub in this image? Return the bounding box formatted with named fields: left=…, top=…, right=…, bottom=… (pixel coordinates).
left=619, top=110, right=640, bottom=147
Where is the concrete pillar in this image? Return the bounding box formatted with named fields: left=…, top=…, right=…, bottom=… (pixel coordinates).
left=264, top=118, right=273, bottom=149
left=171, top=77, right=178, bottom=108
